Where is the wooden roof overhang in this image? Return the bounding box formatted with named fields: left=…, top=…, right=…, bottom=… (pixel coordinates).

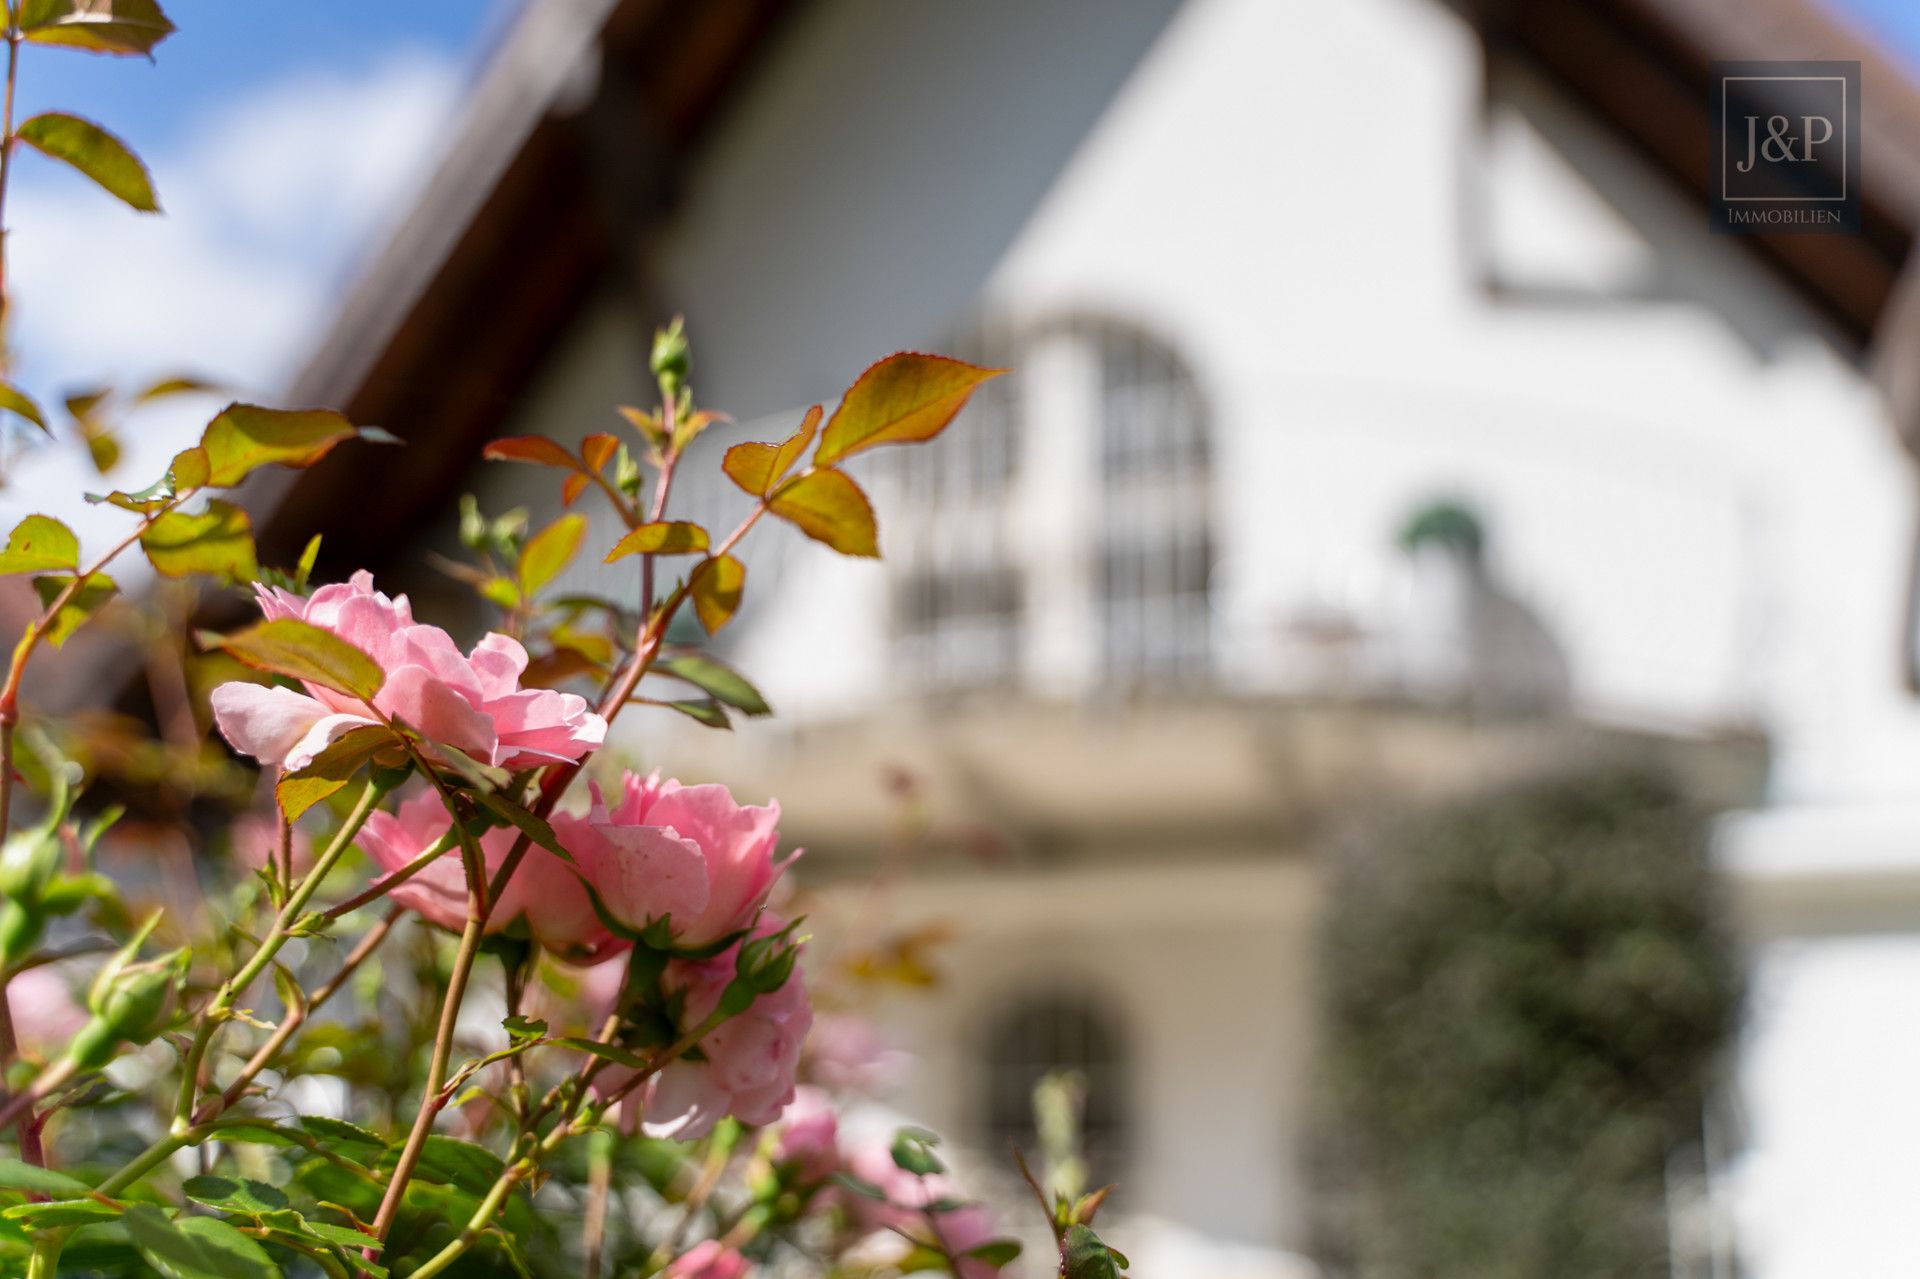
left=1452, top=0, right=1920, bottom=350
left=254, top=0, right=800, bottom=580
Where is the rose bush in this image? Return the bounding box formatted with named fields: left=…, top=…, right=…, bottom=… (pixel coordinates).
left=0, top=8, right=1127, bottom=1275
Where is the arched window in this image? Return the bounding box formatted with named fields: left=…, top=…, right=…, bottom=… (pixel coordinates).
left=887, top=321, right=1023, bottom=692
left=983, top=990, right=1128, bottom=1186
left=1095, top=324, right=1212, bottom=686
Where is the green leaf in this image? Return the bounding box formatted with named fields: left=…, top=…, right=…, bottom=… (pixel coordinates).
left=722, top=404, right=820, bottom=497
left=0, top=382, right=49, bottom=434
left=965, top=1240, right=1024, bottom=1267
left=123, top=1203, right=278, bottom=1279
left=274, top=726, right=401, bottom=822
left=0, top=1158, right=93, bottom=1198
left=137, top=375, right=220, bottom=402
left=833, top=1171, right=888, bottom=1201
left=17, top=112, right=157, bottom=212
left=32, top=571, right=117, bottom=646
left=890, top=1127, right=946, bottom=1177
left=301, top=1220, right=381, bottom=1252
left=814, top=352, right=1002, bottom=466
left=502, top=1015, right=547, bottom=1042
left=2, top=1199, right=121, bottom=1228
left=416, top=737, right=508, bottom=793
left=0, top=515, right=79, bottom=575
left=19, top=0, right=176, bottom=55
left=767, top=468, right=879, bottom=557
left=376, top=1136, right=503, bottom=1199
left=203, top=617, right=384, bottom=701
left=181, top=1176, right=288, bottom=1217
left=1062, top=1222, right=1127, bottom=1278
left=198, top=403, right=358, bottom=488
left=298, top=1116, right=385, bottom=1160
left=141, top=501, right=258, bottom=583
left=469, top=792, right=575, bottom=865
left=170, top=444, right=211, bottom=491
left=689, top=554, right=745, bottom=634
left=603, top=520, right=709, bottom=563
left=517, top=513, right=585, bottom=596
left=555, top=1038, right=648, bottom=1070
left=649, top=697, right=730, bottom=729
left=655, top=649, right=770, bottom=715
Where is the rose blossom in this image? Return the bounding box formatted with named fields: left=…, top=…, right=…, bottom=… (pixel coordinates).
left=772, top=1085, right=839, bottom=1182
left=356, top=792, right=616, bottom=961
left=591, top=916, right=811, bottom=1140
left=210, top=570, right=605, bottom=773
left=555, top=771, right=794, bottom=946
left=806, top=1011, right=911, bottom=1094
left=661, top=1240, right=751, bottom=1279
left=848, top=1140, right=1008, bottom=1278
left=230, top=813, right=314, bottom=876
left=6, top=965, right=89, bottom=1061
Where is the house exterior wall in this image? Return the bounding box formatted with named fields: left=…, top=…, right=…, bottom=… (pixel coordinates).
left=413, top=0, right=1920, bottom=1267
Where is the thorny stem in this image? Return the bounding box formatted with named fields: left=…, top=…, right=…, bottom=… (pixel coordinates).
left=172, top=778, right=382, bottom=1133
left=581, top=1128, right=615, bottom=1279
left=1, top=13, right=19, bottom=305
left=212, top=904, right=405, bottom=1117
left=365, top=910, right=485, bottom=1256
left=321, top=827, right=460, bottom=920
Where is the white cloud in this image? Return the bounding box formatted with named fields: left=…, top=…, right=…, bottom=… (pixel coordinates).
left=0, top=50, right=461, bottom=562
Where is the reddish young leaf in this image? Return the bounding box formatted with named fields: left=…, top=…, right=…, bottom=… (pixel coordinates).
left=722, top=405, right=821, bottom=498
left=690, top=554, right=746, bottom=633
left=561, top=473, right=589, bottom=507
left=814, top=353, right=1002, bottom=466
left=767, top=468, right=879, bottom=557
left=605, top=521, right=710, bottom=563
left=581, top=433, right=620, bottom=472
left=482, top=436, right=578, bottom=469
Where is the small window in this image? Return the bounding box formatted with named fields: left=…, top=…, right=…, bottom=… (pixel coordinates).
left=1095, top=324, right=1212, bottom=686
left=983, top=991, right=1128, bottom=1186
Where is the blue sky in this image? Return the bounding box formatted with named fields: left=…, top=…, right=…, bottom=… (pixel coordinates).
left=1824, top=0, right=1920, bottom=75
left=0, top=2, right=517, bottom=554
left=15, top=1, right=510, bottom=153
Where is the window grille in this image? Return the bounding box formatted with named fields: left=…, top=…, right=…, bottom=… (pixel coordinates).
left=984, top=990, right=1129, bottom=1187
left=1096, top=325, right=1212, bottom=686
left=888, top=322, right=1023, bottom=692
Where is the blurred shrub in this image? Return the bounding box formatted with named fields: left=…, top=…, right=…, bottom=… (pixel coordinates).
left=1316, top=769, right=1739, bottom=1279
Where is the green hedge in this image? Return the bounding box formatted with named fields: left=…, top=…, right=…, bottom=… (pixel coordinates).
left=1317, top=769, right=1740, bottom=1279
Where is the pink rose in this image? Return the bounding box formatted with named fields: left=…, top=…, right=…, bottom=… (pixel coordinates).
left=210, top=571, right=605, bottom=773
left=661, top=1240, right=751, bottom=1279
left=356, top=792, right=616, bottom=961
left=231, top=813, right=314, bottom=876
left=772, top=1085, right=839, bottom=1182
left=557, top=771, right=793, bottom=947
left=595, top=917, right=811, bottom=1140
left=847, top=1141, right=1006, bottom=1278
left=806, top=1012, right=911, bottom=1094
left=6, top=965, right=89, bottom=1060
